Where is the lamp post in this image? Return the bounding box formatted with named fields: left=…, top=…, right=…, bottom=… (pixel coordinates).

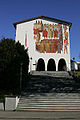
left=20, top=63, right=23, bottom=94
left=30, top=57, right=32, bottom=71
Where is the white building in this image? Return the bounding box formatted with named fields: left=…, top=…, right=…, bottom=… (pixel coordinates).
left=71, top=60, right=78, bottom=71
left=13, top=16, right=72, bottom=72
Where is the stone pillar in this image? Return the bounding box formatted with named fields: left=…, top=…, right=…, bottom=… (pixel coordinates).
left=56, top=61, right=58, bottom=71
left=45, top=62, right=47, bottom=71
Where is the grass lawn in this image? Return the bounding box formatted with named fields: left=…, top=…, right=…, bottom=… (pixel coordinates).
left=76, top=71, right=80, bottom=77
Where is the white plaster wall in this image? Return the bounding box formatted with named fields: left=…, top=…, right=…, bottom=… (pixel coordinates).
left=15, top=19, right=71, bottom=72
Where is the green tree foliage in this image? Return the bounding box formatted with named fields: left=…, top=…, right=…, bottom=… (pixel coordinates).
left=0, top=38, right=29, bottom=93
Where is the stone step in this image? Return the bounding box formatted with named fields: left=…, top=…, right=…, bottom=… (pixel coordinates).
left=21, top=93, right=80, bottom=97
left=18, top=102, right=80, bottom=106
left=20, top=99, right=80, bottom=103
left=17, top=106, right=80, bottom=110
left=17, top=106, right=80, bottom=111
left=20, top=97, right=80, bottom=100
left=17, top=108, right=80, bottom=111
left=19, top=100, right=80, bottom=103
left=18, top=104, right=80, bottom=107
left=19, top=100, right=80, bottom=106
left=21, top=96, right=80, bottom=98
left=30, top=71, right=71, bottom=78
left=20, top=94, right=80, bottom=100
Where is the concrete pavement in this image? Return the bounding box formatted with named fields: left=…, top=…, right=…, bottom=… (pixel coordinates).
left=0, top=111, right=80, bottom=120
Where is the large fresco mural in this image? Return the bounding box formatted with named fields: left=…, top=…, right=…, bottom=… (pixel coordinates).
left=33, top=21, right=69, bottom=54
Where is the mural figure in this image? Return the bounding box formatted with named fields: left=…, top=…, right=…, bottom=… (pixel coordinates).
left=43, top=29, right=48, bottom=39
left=49, top=29, right=52, bottom=38
left=54, top=28, right=58, bottom=38
left=63, top=25, right=69, bottom=54
left=64, top=39, right=68, bottom=54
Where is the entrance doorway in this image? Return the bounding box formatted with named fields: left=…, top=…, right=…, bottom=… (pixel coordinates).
left=58, top=59, right=67, bottom=71
left=36, top=58, right=45, bottom=71
left=47, top=59, right=56, bottom=71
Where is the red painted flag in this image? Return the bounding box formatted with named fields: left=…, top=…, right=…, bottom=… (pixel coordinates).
left=25, top=33, right=27, bottom=47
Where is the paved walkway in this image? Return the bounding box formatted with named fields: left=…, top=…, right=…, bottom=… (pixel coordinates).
left=0, top=111, right=80, bottom=120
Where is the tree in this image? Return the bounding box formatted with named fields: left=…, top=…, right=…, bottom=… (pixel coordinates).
left=0, top=38, right=29, bottom=93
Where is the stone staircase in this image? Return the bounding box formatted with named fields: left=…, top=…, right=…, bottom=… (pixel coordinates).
left=17, top=93, right=80, bottom=111
left=16, top=71, right=80, bottom=111
left=24, top=71, right=80, bottom=93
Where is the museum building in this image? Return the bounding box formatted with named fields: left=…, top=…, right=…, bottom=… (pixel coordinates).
left=13, top=16, right=72, bottom=72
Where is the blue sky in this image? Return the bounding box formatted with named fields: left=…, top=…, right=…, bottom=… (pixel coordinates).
left=0, top=0, right=80, bottom=61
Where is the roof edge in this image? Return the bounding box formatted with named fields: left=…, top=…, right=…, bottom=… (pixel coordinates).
left=13, top=16, right=72, bottom=29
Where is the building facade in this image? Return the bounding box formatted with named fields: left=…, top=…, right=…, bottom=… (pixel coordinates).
left=14, top=16, right=72, bottom=72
